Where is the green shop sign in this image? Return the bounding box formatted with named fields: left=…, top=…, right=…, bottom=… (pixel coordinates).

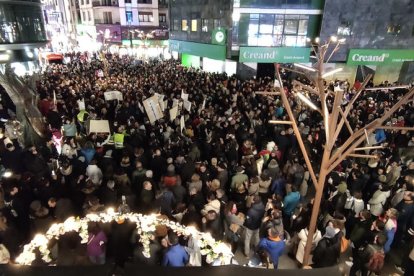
left=239, top=47, right=310, bottom=63
left=347, top=49, right=414, bottom=65
left=169, top=39, right=226, bottom=60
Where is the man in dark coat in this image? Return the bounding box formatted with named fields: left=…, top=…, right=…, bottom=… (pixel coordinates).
left=244, top=195, right=265, bottom=257
left=312, top=226, right=342, bottom=268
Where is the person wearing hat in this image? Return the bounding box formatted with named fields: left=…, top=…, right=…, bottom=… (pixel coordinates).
left=312, top=224, right=342, bottom=268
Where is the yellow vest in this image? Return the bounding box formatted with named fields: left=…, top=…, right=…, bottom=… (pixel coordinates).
left=113, top=133, right=125, bottom=148
left=77, top=110, right=88, bottom=123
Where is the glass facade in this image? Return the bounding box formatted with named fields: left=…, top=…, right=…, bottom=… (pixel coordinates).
left=239, top=0, right=324, bottom=9
left=237, top=13, right=310, bottom=47
left=0, top=1, right=47, bottom=44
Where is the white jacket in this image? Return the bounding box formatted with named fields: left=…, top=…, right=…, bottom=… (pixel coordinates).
left=86, top=164, right=103, bottom=185
left=368, top=190, right=390, bottom=216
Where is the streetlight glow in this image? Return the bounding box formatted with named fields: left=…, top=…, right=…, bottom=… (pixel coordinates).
left=294, top=63, right=317, bottom=72
left=322, top=68, right=343, bottom=78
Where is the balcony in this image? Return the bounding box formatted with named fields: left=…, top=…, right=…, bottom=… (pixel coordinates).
left=158, top=0, right=168, bottom=8
left=92, top=0, right=119, bottom=7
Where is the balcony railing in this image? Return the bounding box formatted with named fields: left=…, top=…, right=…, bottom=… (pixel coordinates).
left=92, top=0, right=119, bottom=7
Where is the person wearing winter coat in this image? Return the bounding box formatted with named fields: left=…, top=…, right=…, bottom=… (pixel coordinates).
left=162, top=231, right=189, bottom=267
left=267, top=159, right=280, bottom=180
left=368, top=185, right=391, bottom=217
left=296, top=226, right=322, bottom=265
left=258, top=171, right=272, bottom=202
left=312, top=225, right=342, bottom=268
left=244, top=195, right=265, bottom=257
left=258, top=226, right=285, bottom=269
left=86, top=159, right=103, bottom=186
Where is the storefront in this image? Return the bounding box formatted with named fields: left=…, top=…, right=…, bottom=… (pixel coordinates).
left=169, top=39, right=228, bottom=73
left=346, top=49, right=414, bottom=85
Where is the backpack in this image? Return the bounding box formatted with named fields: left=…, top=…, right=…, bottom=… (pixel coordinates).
left=366, top=247, right=385, bottom=274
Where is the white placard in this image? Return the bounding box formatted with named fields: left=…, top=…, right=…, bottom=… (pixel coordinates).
left=181, top=89, right=189, bottom=101
left=180, top=116, right=185, bottom=133
left=201, top=99, right=206, bottom=110
left=104, top=91, right=123, bottom=101
left=77, top=99, right=85, bottom=111
left=169, top=106, right=178, bottom=122
left=183, top=100, right=192, bottom=112
left=143, top=95, right=164, bottom=124
left=88, top=120, right=110, bottom=134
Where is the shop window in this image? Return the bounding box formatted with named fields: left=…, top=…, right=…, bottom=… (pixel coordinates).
left=103, top=12, right=113, bottom=24
left=191, top=19, right=198, bottom=32
left=202, top=19, right=208, bottom=32
left=245, top=13, right=309, bottom=47
left=182, top=19, right=188, bottom=31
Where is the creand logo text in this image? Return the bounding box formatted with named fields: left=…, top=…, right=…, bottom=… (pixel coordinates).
left=351, top=53, right=389, bottom=63
left=243, top=50, right=276, bottom=60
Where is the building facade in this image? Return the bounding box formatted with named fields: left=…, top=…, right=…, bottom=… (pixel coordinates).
left=0, top=0, right=48, bottom=73
left=318, top=0, right=414, bottom=84
left=76, top=0, right=169, bottom=53
left=168, top=0, right=414, bottom=83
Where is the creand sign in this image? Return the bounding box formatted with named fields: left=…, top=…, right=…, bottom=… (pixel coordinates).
left=347, top=49, right=414, bottom=65
left=239, top=47, right=310, bottom=63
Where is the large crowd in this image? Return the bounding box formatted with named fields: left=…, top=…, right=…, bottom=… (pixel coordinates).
left=0, top=52, right=413, bottom=275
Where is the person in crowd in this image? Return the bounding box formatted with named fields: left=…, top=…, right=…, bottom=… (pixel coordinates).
left=0, top=55, right=412, bottom=270
left=244, top=195, right=265, bottom=257
left=162, top=231, right=189, bottom=267
left=257, top=226, right=285, bottom=269
left=87, top=222, right=107, bottom=265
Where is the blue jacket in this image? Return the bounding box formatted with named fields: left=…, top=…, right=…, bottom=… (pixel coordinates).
left=375, top=129, right=386, bottom=144
left=162, top=244, right=189, bottom=267
left=258, top=237, right=285, bottom=268
left=283, top=191, right=300, bottom=216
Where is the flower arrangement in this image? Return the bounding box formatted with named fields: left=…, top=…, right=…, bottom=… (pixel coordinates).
left=15, top=209, right=233, bottom=265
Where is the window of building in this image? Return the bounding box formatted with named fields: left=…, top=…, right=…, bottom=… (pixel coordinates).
left=126, top=11, right=133, bottom=23
left=337, top=21, right=352, bottom=36
left=81, top=0, right=84, bottom=5
left=138, top=0, right=152, bottom=3
left=173, top=19, right=180, bottom=31
left=191, top=19, right=198, bottom=32
left=125, top=0, right=132, bottom=3
left=182, top=19, right=188, bottom=31
left=103, top=12, right=113, bottom=24
left=159, top=13, right=167, bottom=22
left=284, top=15, right=299, bottom=34
left=139, top=12, right=153, bottom=22
left=87, top=11, right=91, bottom=21
left=202, top=19, right=208, bottom=32
left=243, top=13, right=309, bottom=47
left=213, top=19, right=220, bottom=29
left=82, top=11, right=86, bottom=21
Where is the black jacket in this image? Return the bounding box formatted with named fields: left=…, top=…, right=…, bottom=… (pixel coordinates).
left=244, top=201, right=265, bottom=230
left=312, top=232, right=341, bottom=268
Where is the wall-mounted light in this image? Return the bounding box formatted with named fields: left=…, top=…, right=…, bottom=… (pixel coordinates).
left=294, top=63, right=317, bottom=72
left=322, top=68, right=343, bottom=78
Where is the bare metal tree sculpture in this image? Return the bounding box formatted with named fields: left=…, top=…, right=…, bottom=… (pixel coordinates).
left=260, top=38, right=414, bottom=266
